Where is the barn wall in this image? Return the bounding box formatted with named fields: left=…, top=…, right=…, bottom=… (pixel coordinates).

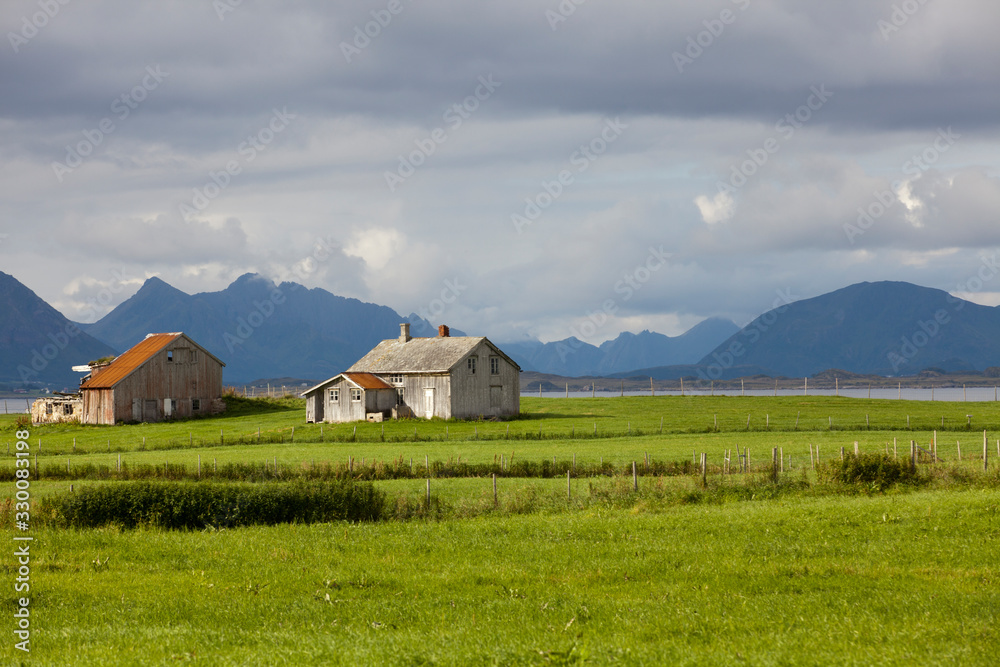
left=449, top=341, right=520, bottom=419
left=81, top=388, right=115, bottom=425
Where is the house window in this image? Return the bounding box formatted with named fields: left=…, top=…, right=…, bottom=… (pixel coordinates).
left=350, top=388, right=362, bottom=402
left=468, top=356, right=477, bottom=374
left=64, top=403, right=73, bottom=415
left=192, top=399, right=201, bottom=411
left=329, top=389, right=339, bottom=402
left=396, top=387, right=405, bottom=402
left=45, top=404, right=53, bottom=415
left=190, top=350, right=197, bottom=364
left=388, top=374, right=404, bottom=385
left=490, top=356, right=500, bottom=375
left=167, top=350, right=174, bottom=362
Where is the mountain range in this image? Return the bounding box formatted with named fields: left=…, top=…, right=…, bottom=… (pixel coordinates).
left=5, top=272, right=1000, bottom=387
left=502, top=318, right=740, bottom=377
left=692, top=281, right=1000, bottom=379
left=78, top=273, right=449, bottom=384
left=0, top=271, right=117, bottom=389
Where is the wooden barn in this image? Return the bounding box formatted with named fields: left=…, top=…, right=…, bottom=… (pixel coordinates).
left=302, top=323, right=521, bottom=423
left=78, top=332, right=225, bottom=425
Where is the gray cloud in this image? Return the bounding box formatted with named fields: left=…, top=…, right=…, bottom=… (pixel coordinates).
left=2, top=0, right=999, bottom=342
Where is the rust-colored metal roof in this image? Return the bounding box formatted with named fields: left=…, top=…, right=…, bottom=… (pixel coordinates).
left=343, top=372, right=394, bottom=390
left=80, top=333, right=182, bottom=390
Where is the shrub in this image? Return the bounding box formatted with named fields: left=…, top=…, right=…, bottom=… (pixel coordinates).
left=818, top=453, right=921, bottom=491
left=42, top=480, right=386, bottom=529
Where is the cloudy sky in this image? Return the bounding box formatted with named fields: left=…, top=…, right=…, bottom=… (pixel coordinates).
left=2, top=0, right=999, bottom=344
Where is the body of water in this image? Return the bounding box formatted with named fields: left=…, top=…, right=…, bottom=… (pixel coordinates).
left=525, top=387, right=1000, bottom=402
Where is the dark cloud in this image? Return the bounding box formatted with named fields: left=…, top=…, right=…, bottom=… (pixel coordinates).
left=1, top=0, right=999, bottom=341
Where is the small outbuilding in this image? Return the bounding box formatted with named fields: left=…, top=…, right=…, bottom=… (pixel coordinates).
left=302, top=323, right=521, bottom=423
left=78, top=332, right=226, bottom=424
left=31, top=394, right=83, bottom=425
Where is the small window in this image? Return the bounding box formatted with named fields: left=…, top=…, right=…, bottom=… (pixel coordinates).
left=350, top=388, right=362, bottom=402
left=192, top=399, right=201, bottom=411
left=396, top=387, right=405, bottom=401
left=64, top=403, right=73, bottom=415
left=468, top=356, right=477, bottom=374
left=167, top=350, right=174, bottom=362
left=329, top=388, right=339, bottom=402
left=388, top=374, right=404, bottom=386
left=490, top=356, right=500, bottom=375
left=45, top=404, right=53, bottom=415
left=190, top=349, right=197, bottom=363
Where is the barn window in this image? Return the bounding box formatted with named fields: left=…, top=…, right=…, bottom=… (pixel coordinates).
left=329, top=389, right=339, bottom=402
left=396, top=387, right=405, bottom=402
left=468, top=356, right=477, bottom=374
left=490, top=356, right=500, bottom=375
left=64, top=403, right=73, bottom=415
left=190, top=350, right=197, bottom=363
left=192, top=399, right=201, bottom=411
left=45, top=404, right=53, bottom=415
left=388, top=374, right=403, bottom=385
left=167, top=350, right=174, bottom=362
left=350, top=388, right=362, bottom=402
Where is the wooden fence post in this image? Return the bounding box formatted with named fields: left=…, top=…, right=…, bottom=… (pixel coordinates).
left=493, top=473, right=498, bottom=507
left=632, top=461, right=638, bottom=492
left=984, top=430, right=989, bottom=472
left=701, top=453, right=707, bottom=488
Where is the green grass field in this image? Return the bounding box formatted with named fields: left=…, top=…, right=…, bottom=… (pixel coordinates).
left=3, top=395, right=1000, bottom=665
left=4, top=489, right=998, bottom=665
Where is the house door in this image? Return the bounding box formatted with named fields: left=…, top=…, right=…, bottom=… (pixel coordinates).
left=132, top=398, right=142, bottom=422
left=490, top=386, right=503, bottom=411
left=424, top=388, right=435, bottom=419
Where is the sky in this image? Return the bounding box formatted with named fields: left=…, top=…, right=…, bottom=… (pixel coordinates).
left=2, top=0, right=999, bottom=345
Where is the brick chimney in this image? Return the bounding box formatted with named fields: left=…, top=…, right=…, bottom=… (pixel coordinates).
left=399, top=323, right=412, bottom=343
left=438, top=324, right=450, bottom=338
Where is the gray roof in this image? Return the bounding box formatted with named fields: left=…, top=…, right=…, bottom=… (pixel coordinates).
left=348, top=336, right=520, bottom=374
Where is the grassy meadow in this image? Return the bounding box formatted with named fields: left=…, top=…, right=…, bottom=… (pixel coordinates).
left=3, top=394, right=1000, bottom=664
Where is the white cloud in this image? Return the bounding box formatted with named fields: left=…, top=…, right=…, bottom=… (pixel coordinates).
left=694, top=191, right=734, bottom=225
left=344, top=228, right=404, bottom=272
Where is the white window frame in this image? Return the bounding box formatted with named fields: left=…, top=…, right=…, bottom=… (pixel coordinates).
left=490, top=356, right=500, bottom=375
left=329, top=388, right=339, bottom=402
left=350, top=388, right=362, bottom=402
left=468, top=356, right=477, bottom=374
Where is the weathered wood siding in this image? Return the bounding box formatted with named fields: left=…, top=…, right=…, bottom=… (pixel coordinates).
left=448, top=340, right=520, bottom=419
left=398, top=374, right=451, bottom=419
left=81, top=388, right=115, bottom=425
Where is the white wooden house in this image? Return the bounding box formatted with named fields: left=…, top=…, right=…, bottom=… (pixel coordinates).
left=302, top=324, right=521, bottom=423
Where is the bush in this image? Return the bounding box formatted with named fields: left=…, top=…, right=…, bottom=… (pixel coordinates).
left=818, top=453, right=921, bottom=491
left=42, top=480, right=386, bottom=529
